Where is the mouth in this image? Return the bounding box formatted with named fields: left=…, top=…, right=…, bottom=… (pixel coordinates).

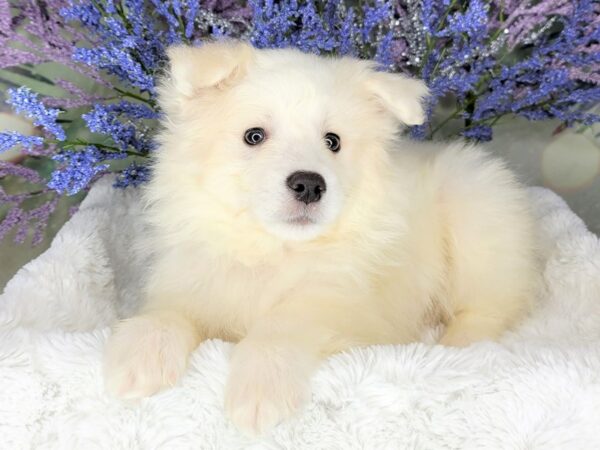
left=258, top=196, right=332, bottom=240
left=259, top=204, right=328, bottom=241
left=287, top=215, right=316, bottom=226
left=283, top=201, right=321, bottom=226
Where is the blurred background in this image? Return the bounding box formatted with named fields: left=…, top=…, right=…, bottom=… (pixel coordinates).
left=0, top=63, right=97, bottom=290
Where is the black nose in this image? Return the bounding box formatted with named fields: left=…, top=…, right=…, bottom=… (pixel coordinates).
left=286, top=171, right=327, bottom=204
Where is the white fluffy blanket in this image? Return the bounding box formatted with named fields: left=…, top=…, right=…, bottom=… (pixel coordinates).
left=2, top=176, right=600, bottom=449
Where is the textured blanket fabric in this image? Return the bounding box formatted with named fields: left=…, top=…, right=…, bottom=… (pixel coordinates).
left=1, top=177, right=600, bottom=449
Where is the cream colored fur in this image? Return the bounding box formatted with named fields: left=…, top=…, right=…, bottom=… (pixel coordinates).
left=103, top=41, right=538, bottom=434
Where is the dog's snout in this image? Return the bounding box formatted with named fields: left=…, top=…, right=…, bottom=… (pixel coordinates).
left=286, top=171, right=327, bottom=204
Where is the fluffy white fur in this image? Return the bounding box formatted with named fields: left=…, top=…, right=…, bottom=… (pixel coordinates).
left=103, top=41, right=538, bottom=434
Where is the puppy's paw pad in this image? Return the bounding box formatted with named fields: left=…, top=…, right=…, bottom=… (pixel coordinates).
left=103, top=316, right=190, bottom=399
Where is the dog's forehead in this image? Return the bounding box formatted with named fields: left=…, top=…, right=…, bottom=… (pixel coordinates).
left=238, top=56, right=364, bottom=112
left=252, top=65, right=333, bottom=93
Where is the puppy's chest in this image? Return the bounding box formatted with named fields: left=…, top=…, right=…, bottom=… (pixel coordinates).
left=190, top=241, right=445, bottom=340
left=193, top=256, right=318, bottom=334
left=193, top=249, right=375, bottom=327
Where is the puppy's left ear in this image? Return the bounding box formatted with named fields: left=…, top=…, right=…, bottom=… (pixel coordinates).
left=366, top=72, right=429, bottom=126
left=167, top=41, right=254, bottom=97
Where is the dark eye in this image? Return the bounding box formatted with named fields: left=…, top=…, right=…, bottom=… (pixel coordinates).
left=324, top=132, right=341, bottom=152
left=244, top=127, right=265, bottom=146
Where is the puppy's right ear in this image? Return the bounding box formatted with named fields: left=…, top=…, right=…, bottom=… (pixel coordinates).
left=167, top=41, right=254, bottom=97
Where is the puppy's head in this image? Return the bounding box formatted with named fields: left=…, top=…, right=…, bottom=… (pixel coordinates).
left=156, top=41, right=428, bottom=244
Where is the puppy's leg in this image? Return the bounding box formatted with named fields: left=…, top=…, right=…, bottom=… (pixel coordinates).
left=225, top=322, right=317, bottom=436
left=225, top=300, right=396, bottom=435
left=104, top=308, right=201, bottom=399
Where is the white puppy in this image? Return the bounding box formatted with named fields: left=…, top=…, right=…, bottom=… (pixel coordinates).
left=104, top=41, right=538, bottom=434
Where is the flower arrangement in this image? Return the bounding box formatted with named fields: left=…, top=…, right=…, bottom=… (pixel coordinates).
left=0, top=0, right=598, bottom=245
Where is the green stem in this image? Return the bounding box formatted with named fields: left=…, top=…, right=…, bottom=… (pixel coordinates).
left=90, top=0, right=108, bottom=16
left=176, top=8, right=188, bottom=43
left=430, top=47, right=447, bottom=79
left=461, top=95, right=557, bottom=133
left=462, top=115, right=503, bottom=131
left=464, top=92, right=476, bottom=129
left=420, top=0, right=458, bottom=74
left=18, top=189, right=48, bottom=197
left=428, top=107, right=462, bottom=138
left=7, top=66, right=56, bottom=86
left=54, top=139, right=149, bottom=158
left=114, top=87, right=156, bottom=107
left=436, top=0, right=458, bottom=33
left=114, top=0, right=154, bottom=76
left=488, top=115, right=503, bottom=127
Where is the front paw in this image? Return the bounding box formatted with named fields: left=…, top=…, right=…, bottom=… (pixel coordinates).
left=103, top=314, right=194, bottom=399
left=224, top=342, right=312, bottom=435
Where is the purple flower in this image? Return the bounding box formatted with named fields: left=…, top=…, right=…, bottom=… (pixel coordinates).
left=47, top=146, right=109, bottom=195
left=493, top=0, right=574, bottom=49
left=0, top=132, right=44, bottom=154
left=6, top=87, right=66, bottom=140
left=113, top=162, right=151, bottom=188
left=82, top=102, right=156, bottom=153
left=27, top=198, right=59, bottom=245
left=443, top=0, right=488, bottom=37
left=73, top=46, right=156, bottom=93
left=375, top=31, right=395, bottom=68
left=149, top=0, right=183, bottom=44
left=185, top=0, right=201, bottom=39
left=59, top=1, right=103, bottom=32
left=362, top=0, right=392, bottom=41
left=0, top=159, right=58, bottom=244
left=337, top=8, right=358, bottom=56
left=0, top=161, right=42, bottom=184
left=0, top=206, right=25, bottom=244
left=1, top=0, right=106, bottom=87
left=462, top=125, right=493, bottom=142
left=43, top=80, right=108, bottom=109
left=0, top=196, right=58, bottom=245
